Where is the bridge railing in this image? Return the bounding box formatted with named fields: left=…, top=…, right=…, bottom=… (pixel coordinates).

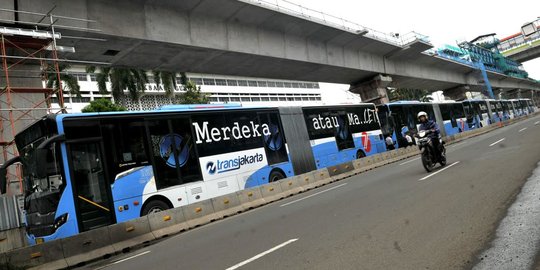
left=499, top=31, right=540, bottom=53
left=240, top=0, right=431, bottom=47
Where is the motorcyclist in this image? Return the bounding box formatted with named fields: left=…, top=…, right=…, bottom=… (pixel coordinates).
left=417, top=111, right=442, bottom=162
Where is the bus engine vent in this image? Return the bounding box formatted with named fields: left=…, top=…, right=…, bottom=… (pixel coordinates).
left=217, top=181, right=228, bottom=189
left=191, top=187, right=203, bottom=195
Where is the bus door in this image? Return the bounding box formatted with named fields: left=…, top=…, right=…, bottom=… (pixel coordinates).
left=68, top=140, right=115, bottom=232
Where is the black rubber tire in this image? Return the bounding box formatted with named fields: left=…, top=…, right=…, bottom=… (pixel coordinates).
left=421, top=153, right=434, bottom=173
left=269, top=170, right=286, bottom=182
left=356, top=150, right=366, bottom=159
left=439, top=147, right=447, bottom=166
left=142, top=200, right=170, bottom=216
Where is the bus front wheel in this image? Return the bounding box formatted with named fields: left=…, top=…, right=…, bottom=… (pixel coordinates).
left=142, top=200, right=170, bottom=216
left=269, top=170, right=286, bottom=182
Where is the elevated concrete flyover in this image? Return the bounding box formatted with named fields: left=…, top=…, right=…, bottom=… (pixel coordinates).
left=1, top=0, right=539, bottom=103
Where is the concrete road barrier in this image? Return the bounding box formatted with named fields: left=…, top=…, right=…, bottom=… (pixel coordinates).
left=108, top=216, right=155, bottom=252
left=61, top=226, right=115, bottom=267
left=279, top=177, right=305, bottom=197
left=0, top=227, right=26, bottom=254
left=259, top=181, right=285, bottom=203
left=182, top=200, right=218, bottom=228
left=296, top=172, right=319, bottom=190
left=236, top=188, right=266, bottom=209
left=211, top=194, right=244, bottom=219
left=148, top=207, right=187, bottom=239
left=3, top=238, right=67, bottom=270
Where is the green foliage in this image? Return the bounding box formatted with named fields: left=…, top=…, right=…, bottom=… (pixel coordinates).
left=177, top=80, right=209, bottom=104
left=81, top=98, right=126, bottom=113
left=388, top=88, right=433, bottom=102
left=152, top=70, right=177, bottom=97
left=86, top=66, right=148, bottom=101
left=42, top=64, right=80, bottom=99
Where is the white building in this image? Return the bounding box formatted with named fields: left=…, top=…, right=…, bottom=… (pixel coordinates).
left=52, top=67, right=360, bottom=112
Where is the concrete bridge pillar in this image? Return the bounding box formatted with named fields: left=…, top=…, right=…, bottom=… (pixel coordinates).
left=349, top=75, right=392, bottom=105
left=443, top=85, right=469, bottom=101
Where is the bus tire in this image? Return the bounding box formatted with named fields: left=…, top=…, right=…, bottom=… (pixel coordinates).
left=269, top=170, right=286, bottom=182
left=141, top=199, right=170, bottom=216
left=356, top=150, right=366, bottom=159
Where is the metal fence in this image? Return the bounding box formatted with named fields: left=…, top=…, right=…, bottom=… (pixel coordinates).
left=0, top=195, right=24, bottom=231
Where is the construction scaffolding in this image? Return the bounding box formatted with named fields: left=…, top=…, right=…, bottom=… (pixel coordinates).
left=0, top=8, right=101, bottom=195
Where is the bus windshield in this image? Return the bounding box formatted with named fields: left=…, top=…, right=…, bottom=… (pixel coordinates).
left=15, top=119, right=64, bottom=196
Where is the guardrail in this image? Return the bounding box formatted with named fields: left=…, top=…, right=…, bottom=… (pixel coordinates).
left=0, top=112, right=537, bottom=269
left=238, top=0, right=431, bottom=47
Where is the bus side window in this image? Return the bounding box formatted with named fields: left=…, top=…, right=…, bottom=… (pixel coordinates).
left=259, top=112, right=288, bottom=165
left=170, top=118, right=202, bottom=184
left=146, top=119, right=183, bottom=189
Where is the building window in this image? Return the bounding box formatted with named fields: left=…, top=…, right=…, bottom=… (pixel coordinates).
left=215, top=79, right=227, bottom=86
left=203, top=78, right=215, bottom=85
left=267, top=81, right=276, bottom=87
left=291, top=83, right=299, bottom=88
left=247, top=81, right=258, bottom=87
left=283, top=82, right=292, bottom=88
left=220, top=97, right=230, bottom=102
left=73, top=73, right=87, bottom=81
left=252, top=97, right=261, bottom=101
left=241, top=97, right=250, bottom=102
left=89, top=74, right=97, bottom=82
left=237, top=80, right=248, bottom=86
left=190, top=78, right=203, bottom=85
left=226, top=80, right=238, bottom=86
left=257, top=81, right=267, bottom=87
left=275, top=82, right=284, bottom=87
left=270, top=97, right=278, bottom=101
left=208, top=97, right=218, bottom=102
left=230, top=97, right=240, bottom=102
left=261, top=97, right=270, bottom=101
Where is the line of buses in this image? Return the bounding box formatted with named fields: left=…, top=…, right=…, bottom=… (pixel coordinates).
left=0, top=98, right=536, bottom=244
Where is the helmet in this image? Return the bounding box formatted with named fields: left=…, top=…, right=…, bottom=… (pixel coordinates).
left=417, top=111, right=428, bottom=120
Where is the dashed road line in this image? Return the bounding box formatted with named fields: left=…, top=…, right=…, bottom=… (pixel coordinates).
left=489, top=138, right=505, bottom=147
left=226, top=239, right=298, bottom=270
left=418, top=161, right=460, bottom=181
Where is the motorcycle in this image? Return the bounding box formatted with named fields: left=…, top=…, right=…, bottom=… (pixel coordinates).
left=416, top=129, right=446, bottom=172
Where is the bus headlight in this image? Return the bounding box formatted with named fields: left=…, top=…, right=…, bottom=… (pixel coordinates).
left=53, top=213, right=68, bottom=230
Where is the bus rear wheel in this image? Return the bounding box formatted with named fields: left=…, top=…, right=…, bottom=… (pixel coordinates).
left=356, top=150, right=366, bottom=159
left=142, top=200, right=170, bottom=216
left=269, top=170, right=286, bottom=182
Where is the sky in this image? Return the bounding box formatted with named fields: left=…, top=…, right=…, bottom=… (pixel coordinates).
left=287, top=0, right=540, bottom=99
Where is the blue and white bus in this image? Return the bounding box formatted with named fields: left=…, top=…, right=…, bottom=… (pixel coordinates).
left=462, top=100, right=490, bottom=129
left=437, top=102, right=469, bottom=136
left=0, top=103, right=385, bottom=244
left=376, top=101, right=436, bottom=149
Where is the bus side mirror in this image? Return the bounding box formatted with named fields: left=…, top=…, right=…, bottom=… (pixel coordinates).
left=35, top=148, right=49, bottom=179
left=0, top=167, right=6, bottom=194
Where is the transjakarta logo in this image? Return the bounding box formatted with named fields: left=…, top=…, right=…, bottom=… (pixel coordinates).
left=193, top=121, right=271, bottom=144
left=206, top=153, right=264, bottom=174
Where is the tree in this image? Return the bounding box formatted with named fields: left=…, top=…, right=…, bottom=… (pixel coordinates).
left=81, top=98, right=126, bottom=113
left=177, top=79, right=209, bottom=104
left=42, top=63, right=80, bottom=99
left=86, top=66, right=148, bottom=101
left=152, top=70, right=177, bottom=97
left=388, top=88, right=433, bottom=102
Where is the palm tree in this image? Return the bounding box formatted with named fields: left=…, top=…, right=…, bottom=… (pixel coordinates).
left=42, top=63, right=81, bottom=102
left=86, top=66, right=149, bottom=101
left=388, top=88, right=433, bottom=102
left=152, top=70, right=177, bottom=98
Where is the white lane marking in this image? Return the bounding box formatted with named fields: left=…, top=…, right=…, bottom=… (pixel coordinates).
left=399, top=157, right=420, bottom=166
left=418, top=161, right=460, bottom=181
left=535, top=121, right=540, bottom=125
left=519, top=127, right=527, bottom=133
left=280, top=183, right=347, bottom=207
left=226, top=239, right=298, bottom=270
left=94, top=251, right=151, bottom=270
left=489, top=138, right=505, bottom=147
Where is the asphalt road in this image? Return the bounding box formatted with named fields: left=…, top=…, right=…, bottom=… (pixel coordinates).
left=82, top=114, right=540, bottom=270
